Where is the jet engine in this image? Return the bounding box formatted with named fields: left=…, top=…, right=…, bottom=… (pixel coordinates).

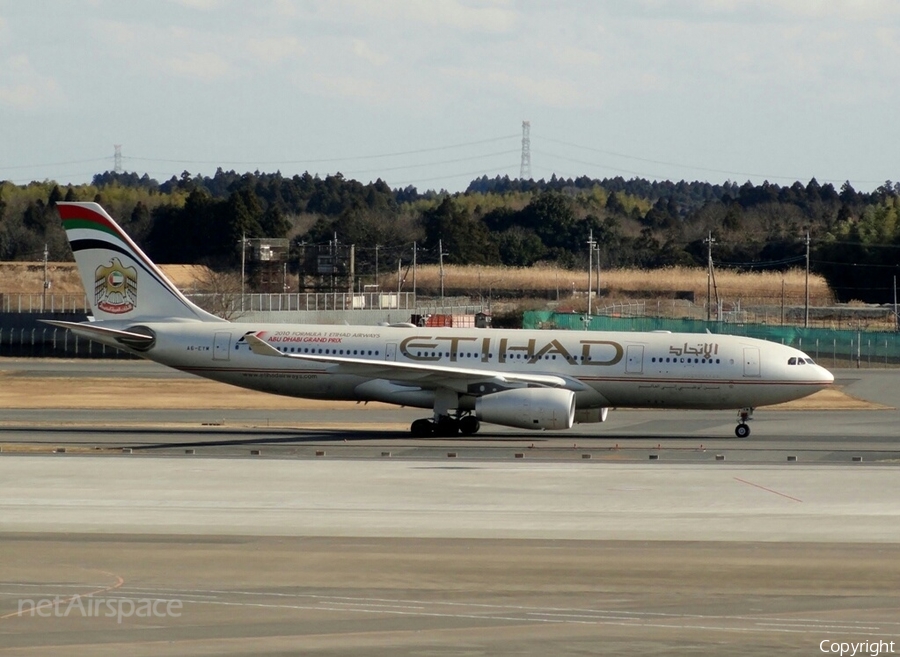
left=475, top=388, right=575, bottom=430
left=574, top=407, right=609, bottom=423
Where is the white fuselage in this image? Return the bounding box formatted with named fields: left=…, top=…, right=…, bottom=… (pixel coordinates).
left=114, top=322, right=833, bottom=411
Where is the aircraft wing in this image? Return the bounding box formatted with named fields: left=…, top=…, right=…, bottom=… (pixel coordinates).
left=243, top=333, right=585, bottom=392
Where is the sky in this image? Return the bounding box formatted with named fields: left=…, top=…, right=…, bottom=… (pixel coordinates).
left=1, top=0, right=899, bottom=193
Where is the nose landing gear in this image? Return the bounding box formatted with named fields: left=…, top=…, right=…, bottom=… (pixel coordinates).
left=735, top=407, right=753, bottom=438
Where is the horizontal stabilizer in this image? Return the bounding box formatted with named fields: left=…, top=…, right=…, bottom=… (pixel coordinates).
left=40, top=320, right=155, bottom=349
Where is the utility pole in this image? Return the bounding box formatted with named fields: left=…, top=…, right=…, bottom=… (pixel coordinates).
left=240, top=233, right=247, bottom=311
left=332, top=232, right=338, bottom=304
left=412, top=242, right=417, bottom=302
left=348, top=244, right=355, bottom=295
left=804, top=230, right=810, bottom=328
left=894, top=275, right=898, bottom=331
left=587, top=229, right=595, bottom=318
left=375, top=244, right=380, bottom=290
left=704, top=231, right=716, bottom=322
left=439, top=239, right=447, bottom=308
left=41, top=243, right=49, bottom=312
left=781, top=278, right=785, bottom=326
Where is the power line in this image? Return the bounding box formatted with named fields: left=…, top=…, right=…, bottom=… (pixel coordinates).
left=812, top=259, right=900, bottom=269
left=390, top=166, right=517, bottom=187
left=343, top=150, right=519, bottom=176
left=538, top=136, right=886, bottom=185
left=121, top=134, right=520, bottom=167
left=532, top=151, right=672, bottom=182
left=0, top=157, right=109, bottom=171
left=714, top=256, right=807, bottom=268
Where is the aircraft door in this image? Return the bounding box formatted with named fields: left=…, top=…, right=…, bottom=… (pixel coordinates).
left=743, top=347, right=760, bottom=377
left=385, top=343, right=397, bottom=361
left=625, top=345, right=644, bottom=374
left=213, top=331, right=232, bottom=361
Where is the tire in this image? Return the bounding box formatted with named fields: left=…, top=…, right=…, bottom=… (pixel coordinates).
left=459, top=415, right=480, bottom=436
left=434, top=417, right=460, bottom=437
left=735, top=423, right=750, bottom=438
left=411, top=419, right=434, bottom=437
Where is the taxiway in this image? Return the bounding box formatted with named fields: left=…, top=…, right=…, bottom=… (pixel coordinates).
left=1, top=359, right=898, bottom=656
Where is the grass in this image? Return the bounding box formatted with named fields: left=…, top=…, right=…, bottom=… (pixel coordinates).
left=0, top=262, right=210, bottom=295
left=406, top=264, right=833, bottom=306
left=3, top=261, right=835, bottom=310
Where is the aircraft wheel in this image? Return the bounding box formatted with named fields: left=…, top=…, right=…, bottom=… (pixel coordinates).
left=434, top=417, right=460, bottom=437
left=735, top=423, right=751, bottom=438
left=411, top=419, right=434, bottom=437
left=459, top=415, right=480, bottom=436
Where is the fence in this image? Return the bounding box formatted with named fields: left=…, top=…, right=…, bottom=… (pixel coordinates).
left=0, top=326, right=134, bottom=359
left=524, top=311, right=900, bottom=368
left=0, top=302, right=483, bottom=358
left=0, top=294, right=90, bottom=313
left=234, top=291, right=417, bottom=312
left=2, top=291, right=418, bottom=315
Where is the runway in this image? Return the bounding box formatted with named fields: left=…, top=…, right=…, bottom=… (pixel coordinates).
left=1, top=358, right=899, bottom=655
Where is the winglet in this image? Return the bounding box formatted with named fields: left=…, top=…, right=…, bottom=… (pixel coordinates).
left=244, top=333, right=284, bottom=357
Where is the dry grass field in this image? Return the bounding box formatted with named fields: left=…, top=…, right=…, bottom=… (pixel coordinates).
left=3, top=261, right=833, bottom=309
left=408, top=264, right=833, bottom=306
left=0, top=262, right=211, bottom=295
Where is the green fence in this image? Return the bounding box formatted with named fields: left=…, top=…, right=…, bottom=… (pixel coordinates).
left=523, top=311, right=900, bottom=368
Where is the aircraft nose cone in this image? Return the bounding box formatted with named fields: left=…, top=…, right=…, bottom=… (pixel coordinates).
left=818, top=366, right=835, bottom=386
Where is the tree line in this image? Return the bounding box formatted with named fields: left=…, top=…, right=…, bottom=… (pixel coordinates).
left=1, top=169, right=899, bottom=303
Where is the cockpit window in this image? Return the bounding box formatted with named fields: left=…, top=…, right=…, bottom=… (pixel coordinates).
left=805, top=358, right=815, bottom=365
left=788, top=357, right=797, bottom=365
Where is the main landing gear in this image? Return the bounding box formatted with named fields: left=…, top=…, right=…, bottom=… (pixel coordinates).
left=410, top=414, right=481, bottom=437
left=735, top=407, right=753, bottom=438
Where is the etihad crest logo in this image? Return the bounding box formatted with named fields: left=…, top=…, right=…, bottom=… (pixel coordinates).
left=94, top=258, right=137, bottom=314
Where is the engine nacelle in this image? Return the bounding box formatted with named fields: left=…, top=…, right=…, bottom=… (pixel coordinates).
left=574, top=407, right=609, bottom=424
left=475, top=388, right=575, bottom=431
left=354, top=379, right=434, bottom=408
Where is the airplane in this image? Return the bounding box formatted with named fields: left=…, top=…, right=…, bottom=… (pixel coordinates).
left=44, top=202, right=834, bottom=438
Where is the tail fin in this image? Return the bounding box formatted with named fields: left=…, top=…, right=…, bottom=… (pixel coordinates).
left=58, top=202, right=224, bottom=323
